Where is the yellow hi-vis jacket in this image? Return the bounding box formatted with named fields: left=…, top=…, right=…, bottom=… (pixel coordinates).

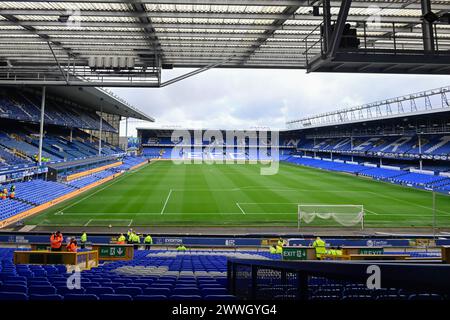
left=81, top=233, right=87, bottom=243
left=275, top=245, right=283, bottom=254
left=269, top=246, right=277, bottom=254
left=144, top=236, right=153, bottom=244
left=312, top=238, right=327, bottom=258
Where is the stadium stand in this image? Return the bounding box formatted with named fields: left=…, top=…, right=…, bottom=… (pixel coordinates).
left=0, top=249, right=283, bottom=301
left=0, top=156, right=148, bottom=224
left=1, top=248, right=447, bottom=301
left=283, top=156, right=450, bottom=192
left=0, top=88, right=116, bottom=132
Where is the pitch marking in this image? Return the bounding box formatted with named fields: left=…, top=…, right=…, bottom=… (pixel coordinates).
left=161, top=189, right=173, bottom=215
left=236, top=203, right=246, bottom=215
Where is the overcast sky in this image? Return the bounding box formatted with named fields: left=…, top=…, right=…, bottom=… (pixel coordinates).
left=111, top=69, right=449, bottom=137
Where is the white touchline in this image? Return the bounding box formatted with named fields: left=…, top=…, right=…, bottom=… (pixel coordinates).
left=236, top=203, right=246, bottom=215
left=161, top=189, right=173, bottom=215
left=84, top=219, right=92, bottom=226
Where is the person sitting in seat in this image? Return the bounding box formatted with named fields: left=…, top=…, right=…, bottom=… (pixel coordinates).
left=9, top=192, right=15, bottom=199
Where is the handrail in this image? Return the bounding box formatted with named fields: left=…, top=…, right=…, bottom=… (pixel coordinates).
left=227, top=258, right=450, bottom=299
left=302, top=22, right=324, bottom=64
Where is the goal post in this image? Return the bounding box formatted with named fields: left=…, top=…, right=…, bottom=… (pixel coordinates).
left=298, top=204, right=365, bottom=230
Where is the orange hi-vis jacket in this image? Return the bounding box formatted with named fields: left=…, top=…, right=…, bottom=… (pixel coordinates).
left=50, top=234, right=63, bottom=249
left=66, top=242, right=77, bottom=252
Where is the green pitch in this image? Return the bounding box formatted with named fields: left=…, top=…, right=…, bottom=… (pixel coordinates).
left=25, top=161, right=450, bottom=228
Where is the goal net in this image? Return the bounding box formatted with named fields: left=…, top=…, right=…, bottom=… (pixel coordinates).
left=298, top=204, right=365, bottom=229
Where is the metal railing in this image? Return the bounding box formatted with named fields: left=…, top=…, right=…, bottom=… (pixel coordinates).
left=228, top=258, right=450, bottom=300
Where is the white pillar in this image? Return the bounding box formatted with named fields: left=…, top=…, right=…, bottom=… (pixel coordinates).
left=125, top=117, right=129, bottom=154
left=69, top=128, right=73, bottom=142
left=418, top=134, right=423, bottom=170
left=38, top=87, right=46, bottom=165
left=350, top=136, right=354, bottom=162
left=98, top=108, right=103, bottom=156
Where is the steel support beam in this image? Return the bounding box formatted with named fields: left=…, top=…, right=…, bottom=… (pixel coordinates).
left=421, top=0, right=435, bottom=53
left=327, top=0, right=353, bottom=57
left=322, top=0, right=332, bottom=54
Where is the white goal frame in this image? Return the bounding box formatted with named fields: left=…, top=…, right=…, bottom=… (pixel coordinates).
left=298, top=204, right=365, bottom=230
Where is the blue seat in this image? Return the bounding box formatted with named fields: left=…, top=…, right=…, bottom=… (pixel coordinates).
left=64, top=294, right=99, bottom=301
left=170, top=295, right=202, bottom=300
left=115, top=287, right=143, bottom=296
left=86, top=287, right=114, bottom=295
left=29, top=294, right=63, bottom=301
left=0, top=292, right=28, bottom=301
left=105, top=282, right=123, bottom=289
left=28, top=286, right=57, bottom=295
left=56, top=287, right=86, bottom=295
left=143, top=288, right=171, bottom=296
left=82, top=282, right=101, bottom=288
left=0, top=284, right=27, bottom=294
left=201, top=288, right=229, bottom=296
left=173, top=287, right=200, bottom=296
left=204, top=295, right=237, bottom=301
left=99, top=294, right=133, bottom=301
left=134, top=295, right=167, bottom=301
left=2, top=280, right=27, bottom=286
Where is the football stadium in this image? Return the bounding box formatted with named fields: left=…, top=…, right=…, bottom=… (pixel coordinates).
left=0, top=0, right=450, bottom=314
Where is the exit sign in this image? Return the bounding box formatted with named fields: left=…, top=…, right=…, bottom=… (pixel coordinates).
left=282, top=247, right=307, bottom=261
left=99, top=246, right=126, bottom=258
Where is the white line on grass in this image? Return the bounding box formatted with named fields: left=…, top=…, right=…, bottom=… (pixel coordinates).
left=62, top=212, right=297, bottom=215
left=238, top=202, right=300, bottom=205
left=236, top=203, right=246, bottom=215
left=84, top=219, right=92, bottom=226
left=161, top=189, right=173, bottom=215
left=368, top=191, right=450, bottom=216
left=364, top=208, right=379, bottom=215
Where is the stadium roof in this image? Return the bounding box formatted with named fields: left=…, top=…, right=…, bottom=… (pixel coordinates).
left=287, top=85, right=450, bottom=130
left=48, top=86, right=154, bottom=121
left=0, top=0, right=449, bottom=86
